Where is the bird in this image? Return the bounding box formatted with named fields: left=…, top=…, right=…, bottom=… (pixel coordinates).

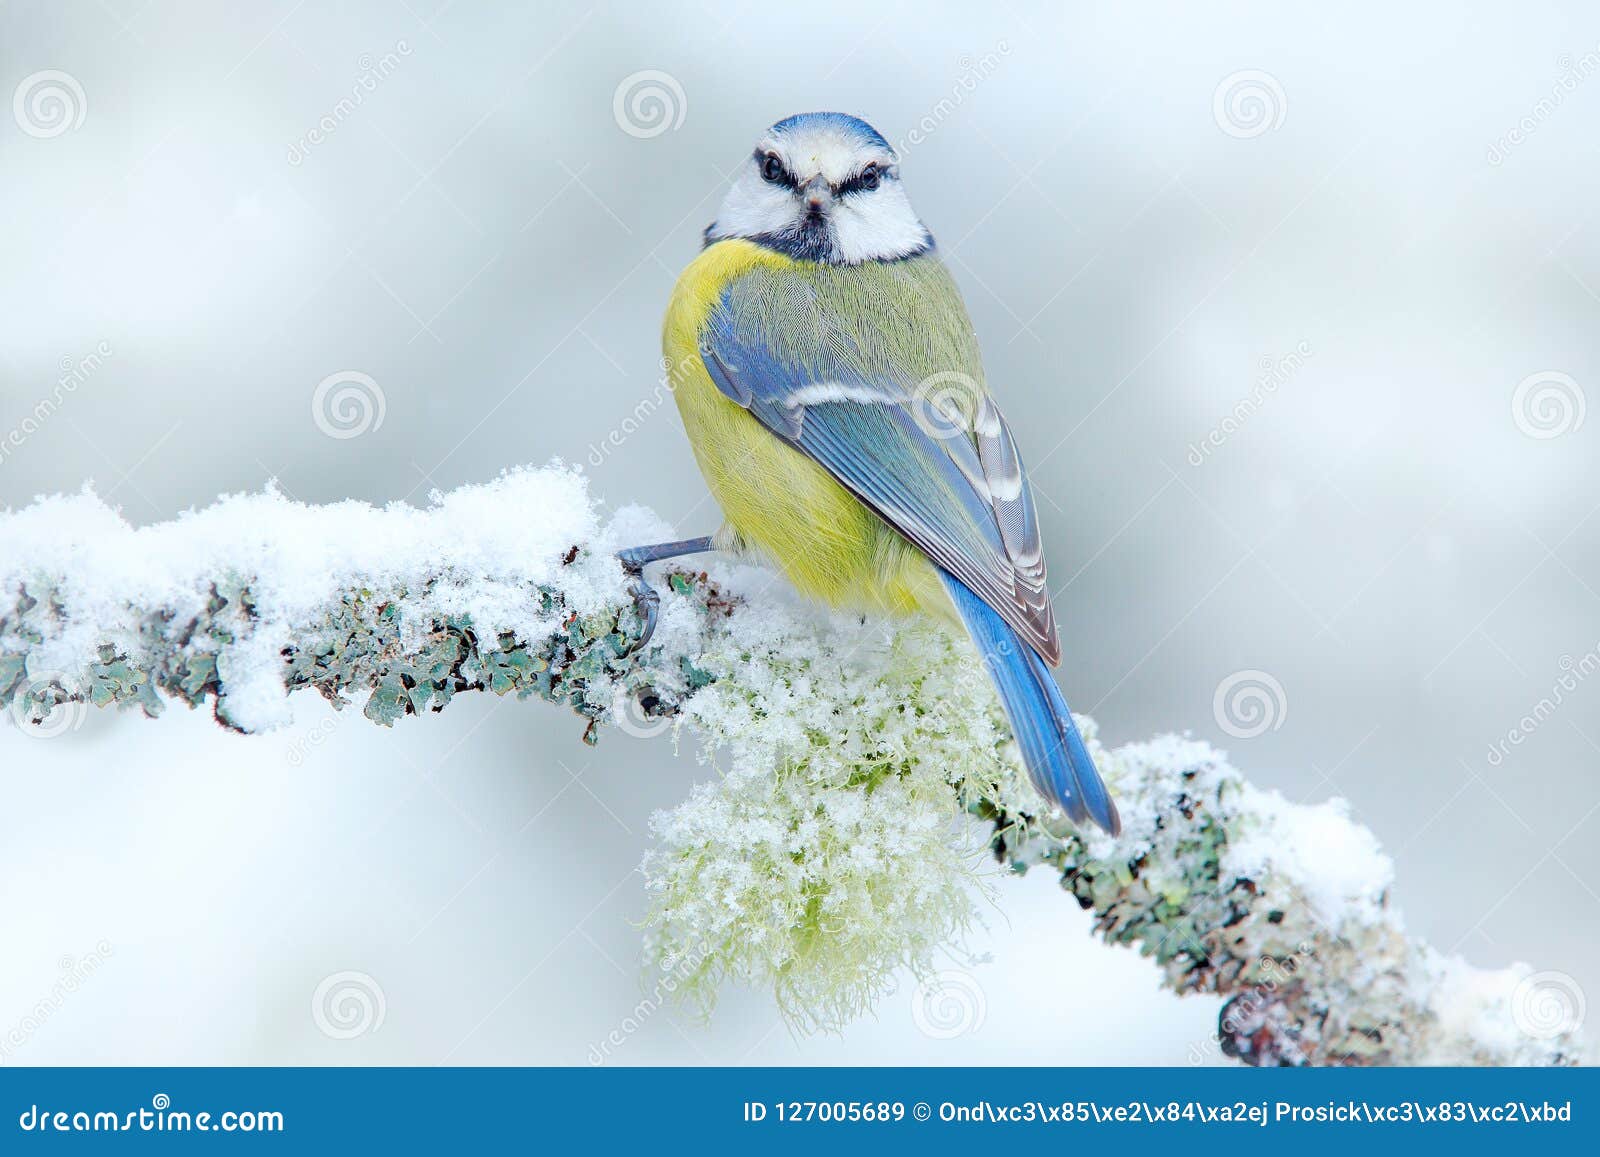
left=617, top=112, right=1119, bottom=835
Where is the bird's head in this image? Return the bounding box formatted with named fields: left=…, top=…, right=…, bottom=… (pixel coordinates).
left=705, top=112, right=932, bottom=265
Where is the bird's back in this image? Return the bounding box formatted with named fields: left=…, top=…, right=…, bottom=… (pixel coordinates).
left=664, top=239, right=975, bottom=618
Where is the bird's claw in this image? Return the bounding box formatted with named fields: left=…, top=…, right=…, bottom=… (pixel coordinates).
left=621, top=562, right=660, bottom=656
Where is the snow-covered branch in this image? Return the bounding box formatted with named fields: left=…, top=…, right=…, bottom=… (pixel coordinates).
left=0, top=466, right=714, bottom=735
left=0, top=464, right=1583, bottom=1066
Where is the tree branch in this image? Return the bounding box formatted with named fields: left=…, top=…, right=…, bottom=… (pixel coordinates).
left=1, top=465, right=1583, bottom=1065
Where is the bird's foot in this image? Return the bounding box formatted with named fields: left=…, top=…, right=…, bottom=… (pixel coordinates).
left=619, top=559, right=660, bottom=656
left=614, top=536, right=716, bottom=657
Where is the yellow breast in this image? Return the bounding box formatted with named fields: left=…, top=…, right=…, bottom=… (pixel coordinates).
left=662, top=240, right=943, bottom=617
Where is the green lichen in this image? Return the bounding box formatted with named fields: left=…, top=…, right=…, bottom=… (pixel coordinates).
left=1, top=567, right=728, bottom=740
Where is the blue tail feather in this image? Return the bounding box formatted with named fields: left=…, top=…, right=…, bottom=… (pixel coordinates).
left=940, top=571, right=1120, bottom=836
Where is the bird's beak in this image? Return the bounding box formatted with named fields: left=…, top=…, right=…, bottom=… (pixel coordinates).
left=801, top=176, right=830, bottom=213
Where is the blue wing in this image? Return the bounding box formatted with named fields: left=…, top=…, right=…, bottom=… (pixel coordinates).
left=699, top=265, right=1060, bottom=664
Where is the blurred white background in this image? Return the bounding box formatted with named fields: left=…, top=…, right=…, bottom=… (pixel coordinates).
left=1, top=0, right=1596, bottom=1064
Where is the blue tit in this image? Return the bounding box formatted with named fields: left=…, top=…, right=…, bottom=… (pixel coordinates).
left=618, top=112, right=1118, bottom=834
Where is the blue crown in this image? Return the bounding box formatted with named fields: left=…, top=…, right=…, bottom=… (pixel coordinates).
left=768, top=112, right=889, bottom=150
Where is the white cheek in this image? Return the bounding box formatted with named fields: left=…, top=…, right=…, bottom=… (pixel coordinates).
left=831, top=187, right=927, bottom=263
left=712, top=174, right=802, bottom=239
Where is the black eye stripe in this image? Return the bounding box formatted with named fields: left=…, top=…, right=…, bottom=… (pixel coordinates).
left=835, top=164, right=893, bottom=196
left=753, top=151, right=896, bottom=195
left=754, top=149, right=797, bottom=189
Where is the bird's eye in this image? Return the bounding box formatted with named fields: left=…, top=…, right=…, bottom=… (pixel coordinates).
left=760, top=153, right=786, bottom=183
left=859, top=164, right=880, bottom=190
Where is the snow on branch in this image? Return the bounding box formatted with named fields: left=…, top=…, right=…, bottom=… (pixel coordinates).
left=0, top=464, right=1584, bottom=1066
